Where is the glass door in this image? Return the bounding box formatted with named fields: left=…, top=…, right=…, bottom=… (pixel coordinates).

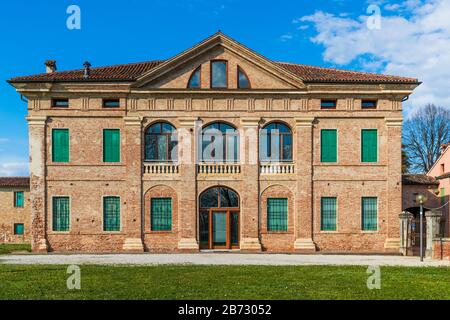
left=212, top=211, right=228, bottom=248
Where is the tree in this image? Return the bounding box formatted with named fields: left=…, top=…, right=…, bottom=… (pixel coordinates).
left=403, top=104, right=450, bottom=173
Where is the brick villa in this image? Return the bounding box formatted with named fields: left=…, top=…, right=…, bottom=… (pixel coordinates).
left=7, top=33, right=420, bottom=253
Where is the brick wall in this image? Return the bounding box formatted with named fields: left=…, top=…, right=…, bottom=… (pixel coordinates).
left=0, top=187, right=30, bottom=243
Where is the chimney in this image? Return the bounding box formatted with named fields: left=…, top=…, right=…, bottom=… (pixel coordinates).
left=83, top=61, right=91, bottom=79
left=44, top=60, right=57, bottom=73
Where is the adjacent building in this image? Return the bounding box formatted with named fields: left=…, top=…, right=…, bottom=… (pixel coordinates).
left=0, top=177, right=30, bottom=243
left=7, top=33, right=420, bottom=253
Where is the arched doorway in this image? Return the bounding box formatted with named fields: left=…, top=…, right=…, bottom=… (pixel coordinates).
left=199, top=187, right=240, bottom=250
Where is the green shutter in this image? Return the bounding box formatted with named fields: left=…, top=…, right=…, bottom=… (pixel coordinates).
left=321, top=129, right=337, bottom=162
left=14, top=191, right=24, bottom=207
left=14, top=224, right=24, bottom=235
left=362, top=197, right=377, bottom=231
left=267, top=198, right=288, bottom=232
left=321, top=197, right=337, bottom=231
left=103, top=196, right=121, bottom=231
left=52, top=197, right=70, bottom=232
left=103, top=129, right=121, bottom=163
left=441, top=188, right=446, bottom=205
left=52, top=129, right=69, bottom=162
left=361, top=129, right=378, bottom=162
left=151, top=198, right=172, bottom=231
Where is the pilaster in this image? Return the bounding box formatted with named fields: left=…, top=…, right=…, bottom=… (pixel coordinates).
left=26, top=116, right=48, bottom=252
left=384, top=118, right=403, bottom=251
left=240, top=117, right=262, bottom=251
left=294, top=117, right=316, bottom=252
left=177, top=117, right=200, bottom=251
left=122, top=116, right=144, bottom=252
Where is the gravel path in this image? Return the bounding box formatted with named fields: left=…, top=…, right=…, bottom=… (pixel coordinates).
left=1, top=253, right=450, bottom=267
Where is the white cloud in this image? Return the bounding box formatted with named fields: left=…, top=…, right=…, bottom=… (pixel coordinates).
left=299, top=0, right=450, bottom=114
left=0, top=162, right=29, bottom=177
left=280, top=33, right=294, bottom=42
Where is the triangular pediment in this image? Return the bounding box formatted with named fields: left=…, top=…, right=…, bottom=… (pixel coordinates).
left=132, top=32, right=306, bottom=90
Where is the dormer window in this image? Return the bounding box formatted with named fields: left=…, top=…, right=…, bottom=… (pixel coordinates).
left=237, top=66, right=250, bottom=89
left=52, top=98, right=69, bottom=108
left=211, top=61, right=227, bottom=88
left=187, top=67, right=201, bottom=89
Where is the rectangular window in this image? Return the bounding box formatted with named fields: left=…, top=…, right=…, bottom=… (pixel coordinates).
left=211, top=61, right=228, bottom=88
left=14, top=191, right=24, bottom=207
left=52, top=197, right=70, bottom=232
left=103, top=196, right=121, bottom=232
left=321, top=197, right=337, bottom=231
left=321, top=129, right=337, bottom=163
left=52, top=98, right=69, bottom=108
left=362, top=197, right=378, bottom=231
left=361, top=129, right=378, bottom=162
left=52, top=129, right=69, bottom=163
left=103, top=129, right=121, bottom=163
left=103, top=99, right=120, bottom=108
left=321, top=100, right=337, bottom=109
left=441, top=188, right=446, bottom=206
left=151, top=198, right=172, bottom=231
left=14, top=223, right=24, bottom=235
left=267, top=198, right=288, bottom=232
left=361, top=100, right=377, bottom=109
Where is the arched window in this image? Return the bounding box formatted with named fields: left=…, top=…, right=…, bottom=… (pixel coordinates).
left=187, top=66, right=201, bottom=88
left=237, top=66, right=250, bottom=89
left=211, top=61, right=228, bottom=88
left=145, top=122, right=177, bottom=162
left=200, top=187, right=239, bottom=208
left=201, top=122, right=239, bottom=162
left=260, top=122, right=292, bottom=162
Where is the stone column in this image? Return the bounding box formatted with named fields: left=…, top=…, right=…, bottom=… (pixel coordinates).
left=122, top=116, right=144, bottom=252
left=27, top=116, right=48, bottom=252
left=426, top=209, right=442, bottom=258
left=294, top=117, right=316, bottom=252
left=177, top=117, right=199, bottom=251
left=384, top=118, right=403, bottom=252
left=240, top=118, right=262, bottom=251
left=399, top=211, right=413, bottom=256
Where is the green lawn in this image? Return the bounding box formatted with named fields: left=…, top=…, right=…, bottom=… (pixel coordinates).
left=0, top=264, right=450, bottom=300
left=0, top=243, right=31, bottom=255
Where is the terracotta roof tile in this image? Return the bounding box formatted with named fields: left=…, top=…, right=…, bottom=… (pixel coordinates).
left=402, top=174, right=439, bottom=185
left=276, top=62, right=419, bottom=84
left=0, top=177, right=30, bottom=188
left=8, top=60, right=165, bottom=83
left=8, top=60, right=419, bottom=84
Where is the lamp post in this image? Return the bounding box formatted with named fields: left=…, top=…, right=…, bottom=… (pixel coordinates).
left=415, top=194, right=428, bottom=262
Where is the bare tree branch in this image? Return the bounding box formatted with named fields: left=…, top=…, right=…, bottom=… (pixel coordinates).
left=403, top=104, right=450, bottom=173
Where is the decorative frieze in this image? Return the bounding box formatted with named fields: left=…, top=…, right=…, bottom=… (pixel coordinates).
left=81, top=98, right=89, bottom=111
left=346, top=98, right=355, bottom=110
left=247, top=98, right=255, bottom=112
left=148, top=98, right=156, bottom=110
left=31, top=99, right=41, bottom=111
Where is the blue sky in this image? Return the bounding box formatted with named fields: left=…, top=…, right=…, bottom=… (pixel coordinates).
left=0, top=0, right=446, bottom=176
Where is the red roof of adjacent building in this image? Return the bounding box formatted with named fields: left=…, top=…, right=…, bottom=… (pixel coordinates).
left=0, top=177, right=30, bottom=188
left=8, top=60, right=419, bottom=84
left=402, top=174, right=439, bottom=186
